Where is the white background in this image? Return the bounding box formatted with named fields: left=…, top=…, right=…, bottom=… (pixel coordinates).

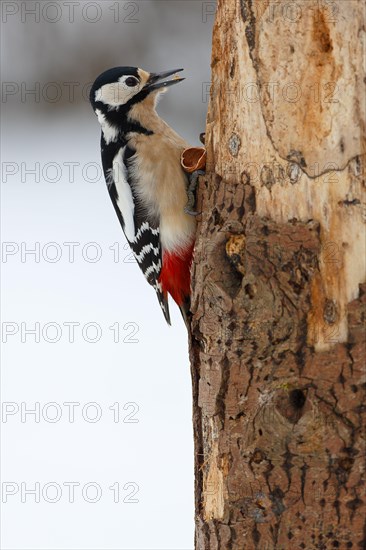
left=1, top=1, right=214, bottom=548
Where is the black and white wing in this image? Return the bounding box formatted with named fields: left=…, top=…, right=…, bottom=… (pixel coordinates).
left=102, top=144, right=170, bottom=324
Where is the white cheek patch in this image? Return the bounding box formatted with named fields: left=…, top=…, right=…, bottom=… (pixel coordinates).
left=95, top=82, right=137, bottom=107
left=95, top=83, right=134, bottom=107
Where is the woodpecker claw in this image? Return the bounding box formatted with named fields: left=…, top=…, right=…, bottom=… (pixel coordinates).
left=184, top=207, right=201, bottom=217
left=185, top=169, right=204, bottom=216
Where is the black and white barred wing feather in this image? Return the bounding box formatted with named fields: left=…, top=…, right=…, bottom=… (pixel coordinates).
left=104, top=145, right=171, bottom=324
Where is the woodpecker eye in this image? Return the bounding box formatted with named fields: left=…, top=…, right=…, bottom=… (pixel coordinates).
left=125, top=77, right=138, bottom=87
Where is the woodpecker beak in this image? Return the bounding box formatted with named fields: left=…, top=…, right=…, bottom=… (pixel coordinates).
left=145, top=68, right=185, bottom=91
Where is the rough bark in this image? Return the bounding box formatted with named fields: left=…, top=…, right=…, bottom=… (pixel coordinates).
left=190, top=1, right=365, bottom=548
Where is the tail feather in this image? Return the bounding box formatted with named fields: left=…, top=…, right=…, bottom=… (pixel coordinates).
left=153, top=281, right=171, bottom=325
left=179, top=295, right=191, bottom=330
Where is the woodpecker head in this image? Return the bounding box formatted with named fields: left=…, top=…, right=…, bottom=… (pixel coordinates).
left=89, top=66, right=184, bottom=115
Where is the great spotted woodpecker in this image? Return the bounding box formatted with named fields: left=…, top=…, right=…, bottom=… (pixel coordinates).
left=89, top=67, right=196, bottom=325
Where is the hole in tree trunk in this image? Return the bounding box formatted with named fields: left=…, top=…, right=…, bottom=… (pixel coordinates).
left=289, top=389, right=306, bottom=409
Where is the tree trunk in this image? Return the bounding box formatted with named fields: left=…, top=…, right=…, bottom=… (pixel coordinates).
left=190, top=1, right=365, bottom=548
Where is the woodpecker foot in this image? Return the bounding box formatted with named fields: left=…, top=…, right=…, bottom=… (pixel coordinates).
left=184, top=170, right=204, bottom=216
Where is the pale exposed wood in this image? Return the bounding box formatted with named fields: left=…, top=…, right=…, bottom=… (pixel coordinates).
left=206, top=0, right=365, bottom=351
left=190, top=0, right=366, bottom=548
